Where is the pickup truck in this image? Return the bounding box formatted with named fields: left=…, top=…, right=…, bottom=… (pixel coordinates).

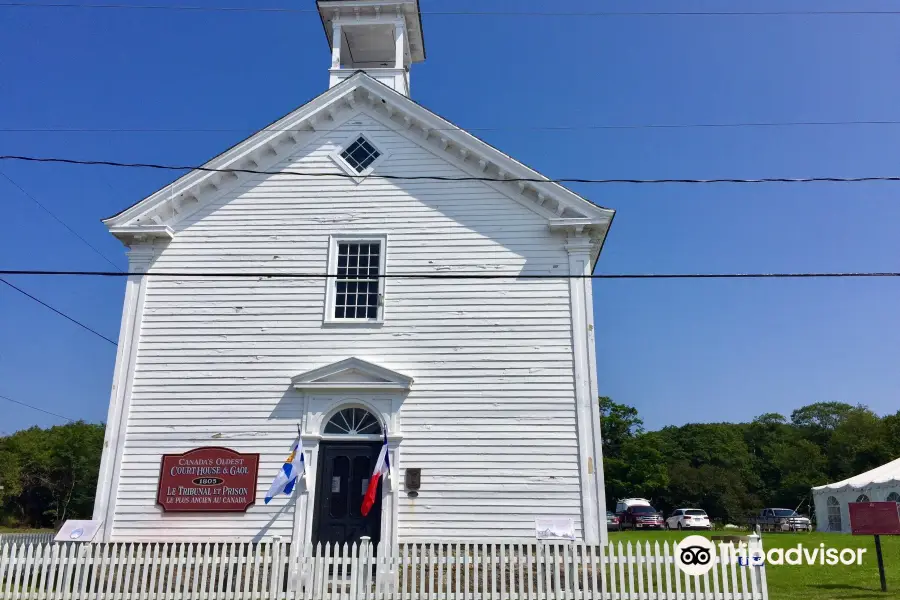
left=617, top=504, right=665, bottom=530
left=748, top=508, right=812, bottom=532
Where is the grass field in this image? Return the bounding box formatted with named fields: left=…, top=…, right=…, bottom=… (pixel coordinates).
left=612, top=529, right=898, bottom=600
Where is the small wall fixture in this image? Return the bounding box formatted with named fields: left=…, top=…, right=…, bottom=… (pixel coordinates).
left=405, top=468, right=421, bottom=498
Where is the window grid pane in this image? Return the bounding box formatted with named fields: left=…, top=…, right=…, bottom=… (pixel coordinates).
left=340, top=137, right=381, bottom=173
left=334, top=241, right=380, bottom=320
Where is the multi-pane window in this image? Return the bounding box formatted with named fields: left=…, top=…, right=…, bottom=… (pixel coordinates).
left=826, top=496, right=842, bottom=531
left=340, top=137, right=381, bottom=173
left=334, top=241, right=381, bottom=319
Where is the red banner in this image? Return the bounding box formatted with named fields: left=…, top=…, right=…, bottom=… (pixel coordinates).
left=849, top=502, right=900, bottom=536
left=157, top=447, right=259, bottom=512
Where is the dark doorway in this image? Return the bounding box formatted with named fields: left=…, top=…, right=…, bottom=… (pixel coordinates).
left=312, top=441, right=383, bottom=548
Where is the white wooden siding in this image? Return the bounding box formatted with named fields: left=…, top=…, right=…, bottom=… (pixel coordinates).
left=110, top=112, right=580, bottom=541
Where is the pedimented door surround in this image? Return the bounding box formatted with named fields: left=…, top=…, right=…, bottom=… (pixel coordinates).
left=289, top=358, right=411, bottom=554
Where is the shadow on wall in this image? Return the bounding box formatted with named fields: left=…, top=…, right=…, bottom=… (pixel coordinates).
left=172, top=111, right=577, bottom=280
left=253, top=485, right=300, bottom=543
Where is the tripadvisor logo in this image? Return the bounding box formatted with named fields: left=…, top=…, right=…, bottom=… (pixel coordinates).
left=676, top=536, right=716, bottom=576
left=674, top=535, right=868, bottom=573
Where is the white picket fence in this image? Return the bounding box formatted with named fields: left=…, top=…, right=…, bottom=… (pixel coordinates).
left=0, top=534, right=54, bottom=547
left=1, top=538, right=768, bottom=600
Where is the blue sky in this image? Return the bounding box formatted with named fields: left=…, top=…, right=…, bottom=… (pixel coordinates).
left=1, top=0, right=898, bottom=433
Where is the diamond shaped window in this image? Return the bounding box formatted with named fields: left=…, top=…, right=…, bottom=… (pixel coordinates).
left=340, top=136, right=381, bottom=173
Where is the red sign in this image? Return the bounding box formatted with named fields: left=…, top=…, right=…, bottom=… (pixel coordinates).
left=157, top=447, right=259, bottom=512
left=849, top=502, right=900, bottom=536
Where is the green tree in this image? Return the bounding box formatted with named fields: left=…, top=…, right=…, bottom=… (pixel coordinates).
left=764, top=439, right=828, bottom=508
left=604, top=434, right=668, bottom=506
left=790, top=402, right=855, bottom=432
left=881, top=410, right=900, bottom=456
left=827, top=407, right=893, bottom=480
left=599, top=396, right=643, bottom=456
left=0, top=422, right=104, bottom=528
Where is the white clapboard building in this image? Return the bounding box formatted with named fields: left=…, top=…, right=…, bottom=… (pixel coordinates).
left=92, top=0, right=615, bottom=549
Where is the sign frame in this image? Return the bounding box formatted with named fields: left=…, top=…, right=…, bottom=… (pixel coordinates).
left=535, top=517, right=576, bottom=541
left=156, top=447, right=260, bottom=513
left=849, top=501, right=900, bottom=536
left=848, top=501, right=900, bottom=592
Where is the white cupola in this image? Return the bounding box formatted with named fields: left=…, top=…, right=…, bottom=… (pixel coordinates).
left=317, top=0, right=426, bottom=97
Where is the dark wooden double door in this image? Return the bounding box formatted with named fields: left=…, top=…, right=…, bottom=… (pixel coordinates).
left=312, top=442, right=383, bottom=548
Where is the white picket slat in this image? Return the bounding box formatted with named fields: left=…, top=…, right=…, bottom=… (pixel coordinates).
left=42, top=541, right=56, bottom=599
left=57, top=543, right=73, bottom=600
left=737, top=545, right=749, bottom=600
left=24, top=541, right=39, bottom=600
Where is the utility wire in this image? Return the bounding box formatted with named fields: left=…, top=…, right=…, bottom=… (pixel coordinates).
left=2, top=270, right=898, bottom=280
left=4, top=3, right=900, bottom=17
left=5, top=120, right=900, bottom=133
left=0, top=278, right=118, bottom=346
left=0, top=170, right=122, bottom=271
left=2, top=155, right=900, bottom=185
left=0, top=394, right=75, bottom=423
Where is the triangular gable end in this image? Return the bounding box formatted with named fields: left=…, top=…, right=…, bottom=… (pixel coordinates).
left=103, top=72, right=615, bottom=259
left=291, top=357, right=413, bottom=392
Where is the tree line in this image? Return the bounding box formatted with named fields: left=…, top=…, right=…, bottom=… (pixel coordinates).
left=601, top=398, right=900, bottom=524
left=0, top=422, right=104, bottom=529
left=1, top=401, right=898, bottom=529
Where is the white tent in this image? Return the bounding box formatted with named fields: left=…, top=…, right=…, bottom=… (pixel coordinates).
left=812, top=457, right=900, bottom=533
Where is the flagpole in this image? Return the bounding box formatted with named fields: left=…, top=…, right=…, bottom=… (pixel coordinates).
left=287, top=423, right=308, bottom=593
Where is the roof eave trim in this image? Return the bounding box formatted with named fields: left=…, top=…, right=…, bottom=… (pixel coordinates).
left=108, top=225, right=174, bottom=245
left=360, top=77, right=613, bottom=222
left=104, top=72, right=613, bottom=233
left=102, top=74, right=367, bottom=230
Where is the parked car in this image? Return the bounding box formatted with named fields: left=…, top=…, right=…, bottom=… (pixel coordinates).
left=614, top=498, right=653, bottom=513
left=606, top=511, right=621, bottom=532
left=618, top=504, right=665, bottom=530
left=665, top=508, right=711, bottom=530
left=748, top=508, right=812, bottom=532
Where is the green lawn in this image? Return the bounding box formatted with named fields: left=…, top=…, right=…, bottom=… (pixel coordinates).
left=611, top=529, right=898, bottom=600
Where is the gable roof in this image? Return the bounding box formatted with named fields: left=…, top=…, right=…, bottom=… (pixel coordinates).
left=104, top=72, right=615, bottom=260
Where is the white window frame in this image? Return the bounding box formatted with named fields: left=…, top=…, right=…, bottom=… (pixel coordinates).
left=329, top=132, right=389, bottom=184
left=826, top=496, right=842, bottom=531
left=324, top=233, right=388, bottom=325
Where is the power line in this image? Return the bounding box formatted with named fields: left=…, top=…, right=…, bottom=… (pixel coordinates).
left=0, top=394, right=75, bottom=423
left=0, top=170, right=122, bottom=271
left=0, top=278, right=118, bottom=346
left=5, top=120, right=900, bottom=133
left=4, top=3, right=900, bottom=17
left=2, top=154, right=900, bottom=185
left=2, top=270, right=898, bottom=280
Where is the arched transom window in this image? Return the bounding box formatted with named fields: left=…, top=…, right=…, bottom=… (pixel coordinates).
left=826, top=496, right=842, bottom=531
left=324, top=407, right=383, bottom=435
left=856, top=494, right=870, bottom=503
left=887, top=492, right=900, bottom=503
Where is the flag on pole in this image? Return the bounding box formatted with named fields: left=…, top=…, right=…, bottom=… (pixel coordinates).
left=264, top=427, right=305, bottom=504
left=361, top=432, right=389, bottom=516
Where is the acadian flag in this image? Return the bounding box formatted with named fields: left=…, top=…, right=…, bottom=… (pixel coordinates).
left=360, top=432, right=389, bottom=517
left=264, top=427, right=305, bottom=504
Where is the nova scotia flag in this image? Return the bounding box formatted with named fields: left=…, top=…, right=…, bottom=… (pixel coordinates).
left=264, top=428, right=305, bottom=504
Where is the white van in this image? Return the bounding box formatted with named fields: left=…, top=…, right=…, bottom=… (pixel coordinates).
left=614, top=498, right=652, bottom=513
